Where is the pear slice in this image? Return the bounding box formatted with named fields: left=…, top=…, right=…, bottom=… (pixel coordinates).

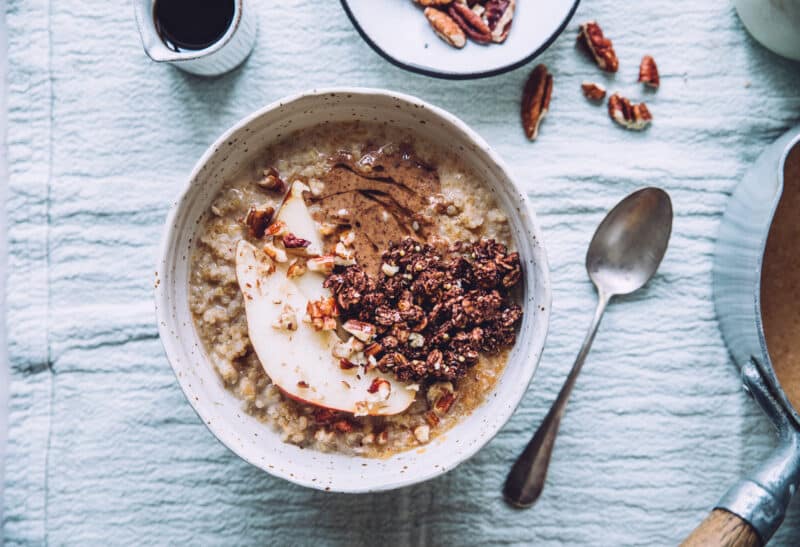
left=234, top=185, right=415, bottom=416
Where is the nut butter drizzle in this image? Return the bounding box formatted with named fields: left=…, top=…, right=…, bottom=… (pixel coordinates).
left=310, top=145, right=441, bottom=275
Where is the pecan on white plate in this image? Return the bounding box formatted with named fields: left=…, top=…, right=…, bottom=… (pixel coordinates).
left=448, top=2, right=492, bottom=43
left=423, top=7, right=466, bottom=48
left=483, top=0, right=515, bottom=43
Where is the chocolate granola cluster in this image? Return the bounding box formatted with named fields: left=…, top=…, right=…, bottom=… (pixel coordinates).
left=323, top=238, right=523, bottom=383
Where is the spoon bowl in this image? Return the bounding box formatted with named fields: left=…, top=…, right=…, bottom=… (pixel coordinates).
left=587, top=188, right=673, bottom=296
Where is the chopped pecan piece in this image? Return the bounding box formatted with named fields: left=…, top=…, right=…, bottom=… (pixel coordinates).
left=435, top=391, right=456, bottom=414
left=332, top=336, right=363, bottom=359
left=448, top=2, right=492, bottom=43
left=286, top=259, right=307, bottom=279
left=257, top=167, right=286, bottom=193
left=578, top=21, right=619, bottom=72
left=283, top=233, right=311, bottom=248
left=263, top=242, right=288, bottom=263
left=367, top=377, right=390, bottom=394
left=313, top=408, right=337, bottom=424
left=608, top=93, right=652, bottom=131
left=425, top=411, right=441, bottom=427
left=424, top=8, right=466, bottom=49
left=306, top=297, right=338, bottom=331
left=638, top=55, right=660, bottom=89
left=307, top=255, right=335, bottom=274
left=364, top=342, right=383, bottom=358
left=332, top=419, right=353, bottom=433
left=427, top=381, right=456, bottom=415
left=413, top=424, right=431, bottom=443
left=366, top=378, right=392, bottom=402
left=272, top=303, right=298, bottom=331
left=343, top=319, right=377, bottom=342
left=244, top=206, right=275, bottom=239
left=415, top=0, right=453, bottom=5
left=581, top=81, right=607, bottom=101
left=521, top=64, right=553, bottom=141
left=265, top=220, right=287, bottom=237
left=339, top=358, right=357, bottom=370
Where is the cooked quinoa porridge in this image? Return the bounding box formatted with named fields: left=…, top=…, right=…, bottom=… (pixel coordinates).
left=189, top=121, right=524, bottom=457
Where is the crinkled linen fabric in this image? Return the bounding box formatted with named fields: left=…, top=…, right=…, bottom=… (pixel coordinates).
left=3, top=0, right=800, bottom=544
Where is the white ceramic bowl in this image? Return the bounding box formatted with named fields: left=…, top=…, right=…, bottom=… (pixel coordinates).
left=155, top=88, right=551, bottom=492
left=340, top=0, right=580, bottom=79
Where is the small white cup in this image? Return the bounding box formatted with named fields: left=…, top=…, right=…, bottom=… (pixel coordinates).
left=134, top=0, right=258, bottom=77
left=734, top=0, right=800, bottom=61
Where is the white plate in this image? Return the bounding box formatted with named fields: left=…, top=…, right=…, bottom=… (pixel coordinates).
left=155, top=89, right=551, bottom=492
left=340, top=0, right=580, bottom=79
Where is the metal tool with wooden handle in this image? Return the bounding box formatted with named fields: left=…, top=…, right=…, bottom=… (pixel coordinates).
left=706, top=126, right=800, bottom=545
left=682, top=359, right=800, bottom=546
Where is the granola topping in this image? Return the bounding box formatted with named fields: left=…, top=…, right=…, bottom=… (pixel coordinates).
left=324, top=237, right=523, bottom=383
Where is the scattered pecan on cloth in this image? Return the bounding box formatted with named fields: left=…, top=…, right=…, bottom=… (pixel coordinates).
left=324, top=238, right=523, bottom=383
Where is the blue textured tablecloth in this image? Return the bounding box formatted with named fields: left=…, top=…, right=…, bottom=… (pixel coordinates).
left=3, top=0, right=800, bottom=544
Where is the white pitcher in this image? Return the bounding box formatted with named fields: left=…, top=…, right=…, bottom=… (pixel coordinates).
left=134, top=0, right=258, bottom=76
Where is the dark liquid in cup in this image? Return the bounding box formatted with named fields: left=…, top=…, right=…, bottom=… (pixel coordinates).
left=154, top=0, right=235, bottom=51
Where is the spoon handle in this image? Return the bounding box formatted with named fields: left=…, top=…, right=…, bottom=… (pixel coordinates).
left=503, top=291, right=611, bottom=508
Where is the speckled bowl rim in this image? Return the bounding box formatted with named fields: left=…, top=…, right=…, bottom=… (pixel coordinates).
left=155, top=88, right=551, bottom=492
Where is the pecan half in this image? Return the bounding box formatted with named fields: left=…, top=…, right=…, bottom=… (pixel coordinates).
left=483, top=0, right=515, bottom=43
left=244, top=206, right=275, bottom=239
left=578, top=21, right=619, bottom=72
left=638, top=55, right=660, bottom=89
left=581, top=81, right=606, bottom=101
left=608, top=93, right=652, bottom=131
left=448, top=3, right=492, bottom=44
left=424, top=8, right=466, bottom=49
left=521, top=64, right=553, bottom=141
left=256, top=167, right=286, bottom=193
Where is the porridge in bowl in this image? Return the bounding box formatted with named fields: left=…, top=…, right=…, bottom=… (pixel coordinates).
left=189, top=121, right=525, bottom=457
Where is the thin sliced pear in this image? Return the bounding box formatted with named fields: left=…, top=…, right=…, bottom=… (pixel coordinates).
left=234, top=186, right=415, bottom=416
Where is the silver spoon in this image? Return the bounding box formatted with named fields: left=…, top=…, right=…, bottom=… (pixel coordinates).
left=503, top=187, right=673, bottom=508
